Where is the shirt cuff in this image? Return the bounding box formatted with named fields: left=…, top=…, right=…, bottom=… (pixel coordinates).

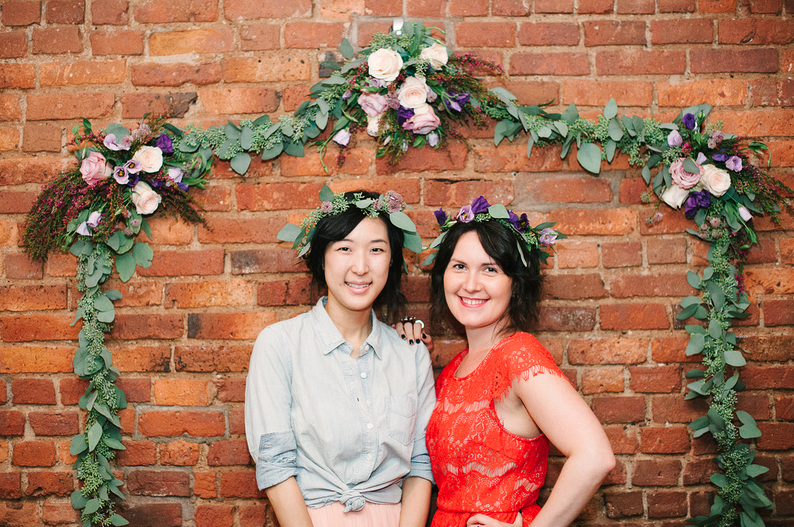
left=406, top=451, right=434, bottom=483
left=255, top=431, right=299, bottom=490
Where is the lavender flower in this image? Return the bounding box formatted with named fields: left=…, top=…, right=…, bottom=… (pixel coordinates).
left=684, top=190, right=712, bottom=218
left=87, top=211, right=102, bottom=228
left=695, top=152, right=707, bottom=165
left=320, top=201, right=334, bottom=213
left=538, top=228, right=557, bottom=245
left=713, top=153, right=728, bottom=162
left=456, top=205, right=474, bottom=223
left=434, top=207, right=447, bottom=225
left=726, top=155, right=742, bottom=172
left=103, top=134, right=130, bottom=151
left=76, top=221, right=92, bottom=236
left=113, top=166, right=129, bottom=184
left=510, top=212, right=531, bottom=233
left=397, top=106, right=415, bottom=125
left=682, top=113, right=696, bottom=130
left=470, top=196, right=490, bottom=215
left=444, top=92, right=470, bottom=112
left=124, top=159, right=142, bottom=174
left=427, top=132, right=439, bottom=147
left=708, top=130, right=725, bottom=149
left=156, top=134, right=173, bottom=154
left=333, top=129, right=351, bottom=146
left=342, top=90, right=353, bottom=100
left=667, top=130, right=683, bottom=147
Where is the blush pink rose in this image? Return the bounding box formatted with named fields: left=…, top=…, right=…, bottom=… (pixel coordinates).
left=132, top=146, right=163, bottom=173
left=669, top=159, right=703, bottom=189
left=700, top=164, right=732, bottom=197
left=80, top=152, right=112, bottom=187
left=661, top=184, right=689, bottom=209
left=403, top=104, right=440, bottom=135
left=131, top=181, right=162, bottom=215
left=397, top=76, right=430, bottom=109
left=367, top=48, right=403, bottom=82
left=419, top=42, right=449, bottom=69
left=357, top=93, right=389, bottom=117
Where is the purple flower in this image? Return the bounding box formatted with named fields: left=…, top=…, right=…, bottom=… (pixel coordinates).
left=76, top=221, right=91, bottom=236
left=653, top=211, right=664, bottom=223
left=156, top=134, right=173, bottom=154
left=726, top=155, right=742, bottom=172
left=397, top=106, right=415, bottom=125
left=456, top=205, right=474, bottom=223
left=113, top=165, right=129, bottom=185
left=667, top=130, right=683, bottom=147
left=320, top=201, right=333, bottom=213
left=87, top=211, right=102, bottom=228
left=510, top=212, right=531, bottom=233
left=103, top=134, right=130, bottom=151
left=176, top=182, right=189, bottom=191
left=443, top=92, right=470, bottom=112
left=684, top=190, right=712, bottom=218
left=708, top=130, right=725, bottom=149
left=427, top=132, right=439, bottom=147
left=434, top=207, right=447, bottom=225
left=470, top=196, right=490, bottom=215
left=713, top=153, right=728, bottom=162
left=387, top=96, right=401, bottom=110
left=342, top=90, right=353, bottom=100
left=132, top=123, right=151, bottom=140
left=538, top=228, right=557, bottom=246
left=333, top=129, right=351, bottom=146
left=695, top=152, right=707, bottom=165
left=682, top=113, right=696, bottom=130
left=124, top=159, right=142, bottom=174
left=167, top=166, right=184, bottom=183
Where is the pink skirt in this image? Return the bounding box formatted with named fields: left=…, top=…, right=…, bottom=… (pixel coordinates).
left=307, top=501, right=401, bottom=527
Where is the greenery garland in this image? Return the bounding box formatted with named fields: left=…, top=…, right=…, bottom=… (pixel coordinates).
left=22, top=20, right=792, bottom=526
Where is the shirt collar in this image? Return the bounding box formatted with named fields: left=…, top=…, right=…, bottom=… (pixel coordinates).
left=309, top=298, right=383, bottom=359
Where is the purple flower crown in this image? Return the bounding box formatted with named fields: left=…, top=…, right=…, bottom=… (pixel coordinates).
left=422, top=196, right=565, bottom=266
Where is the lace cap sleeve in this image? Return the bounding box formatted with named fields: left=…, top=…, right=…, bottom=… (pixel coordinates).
left=490, top=332, right=566, bottom=400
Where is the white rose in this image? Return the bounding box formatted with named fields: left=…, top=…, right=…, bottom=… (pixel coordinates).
left=131, top=181, right=162, bottom=215
left=132, top=146, right=164, bottom=173
left=366, top=115, right=380, bottom=137
left=420, top=42, right=449, bottom=69
left=700, top=164, right=732, bottom=197
left=368, top=48, right=403, bottom=82
left=661, top=184, right=690, bottom=209
left=397, top=76, right=429, bottom=109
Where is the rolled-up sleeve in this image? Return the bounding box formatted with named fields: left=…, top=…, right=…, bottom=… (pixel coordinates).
left=406, top=342, right=436, bottom=483
left=245, top=327, right=297, bottom=490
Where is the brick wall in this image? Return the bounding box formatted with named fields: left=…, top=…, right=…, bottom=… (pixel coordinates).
left=1, top=1, right=793, bottom=525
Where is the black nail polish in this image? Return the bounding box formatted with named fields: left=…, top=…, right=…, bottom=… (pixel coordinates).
left=401, top=334, right=406, bottom=340
left=409, top=339, right=414, bottom=344
left=422, top=333, right=427, bottom=339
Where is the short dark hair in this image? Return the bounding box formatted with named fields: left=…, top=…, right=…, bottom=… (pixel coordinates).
left=303, top=190, right=406, bottom=321
left=430, top=219, right=544, bottom=334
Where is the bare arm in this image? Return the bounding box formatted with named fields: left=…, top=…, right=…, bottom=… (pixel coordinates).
left=516, top=373, right=616, bottom=527
left=398, top=476, right=432, bottom=527
left=265, top=477, right=314, bottom=527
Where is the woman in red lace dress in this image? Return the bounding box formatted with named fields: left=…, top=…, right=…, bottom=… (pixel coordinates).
left=424, top=198, right=616, bottom=527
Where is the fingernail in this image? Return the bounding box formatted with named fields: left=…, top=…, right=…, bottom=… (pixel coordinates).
left=422, top=333, right=427, bottom=339
left=401, top=335, right=406, bottom=340
left=409, top=339, right=414, bottom=345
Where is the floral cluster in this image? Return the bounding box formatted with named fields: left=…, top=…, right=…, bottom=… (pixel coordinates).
left=316, top=21, right=502, bottom=162
left=426, top=196, right=566, bottom=266
left=23, top=116, right=208, bottom=260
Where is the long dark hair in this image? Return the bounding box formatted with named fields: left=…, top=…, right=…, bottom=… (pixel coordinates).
left=430, top=219, right=544, bottom=334
left=303, top=190, right=406, bottom=321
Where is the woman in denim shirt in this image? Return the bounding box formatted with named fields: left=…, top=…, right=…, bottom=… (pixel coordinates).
left=245, top=189, right=435, bottom=527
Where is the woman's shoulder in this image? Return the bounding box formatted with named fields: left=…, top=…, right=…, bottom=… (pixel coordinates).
left=495, top=332, right=562, bottom=375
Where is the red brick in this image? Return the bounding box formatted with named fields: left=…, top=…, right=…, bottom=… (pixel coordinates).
left=236, top=182, right=322, bottom=211
left=12, top=440, right=57, bottom=466
left=456, top=22, right=516, bottom=48
left=763, top=299, right=794, bottom=326
left=116, top=440, right=157, bottom=466
left=449, top=0, right=488, bottom=15
left=757, top=423, right=794, bottom=450
left=281, top=148, right=373, bottom=177
left=32, top=27, right=82, bottom=53
left=160, top=439, right=200, bottom=466
left=241, top=23, right=280, bottom=51
left=0, top=473, right=22, bottom=499
left=646, top=237, right=687, bottom=264
left=510, top=52, right=590, bottom=76
left=123, top=503, right=182, bottom=527
left=208, top=439, right=251, bottom=466
left=134, top=0, right=218, bottom=22
left=555, top=241, right=599, bottom=269
left=0, top=411, right=25, bottom=435
left=569, top=337, right=648, bottom=365
left=743, top=366, right=794, bottom=390
left=597, top=49, right=686, bottom=75
left=517, top=22, right=579, bottom=46
left=691, top=48, right=778, bottom=73
left=601, top=241, right=642, bottom=268
left=552, top=208, right=636, bottom=236
left=26, top=93, right=114, bottom=121
left=149, top=28, right=234, bottom=56
left=195, top=505, right=235, bottom=527
left=683, top=457, right=719, bottom=484
left=406, top=0, right=444, bottom=16
left=198, top=217, right=281, bottom=245
left=131, top=62, right=221, bottom=87
left=154, top=379, right=209, bottom=406
left=199, top=87, right=280, bottom=115
left=165, top=279, right=253, bottom=308
left=591, top=396, right=646, bottom=423
left=616, top=0, right=654, bottom=12
left=109, top=314, right=183, bottom=340
left=136, top=249, right=224, bottom=277
left=175, top=344, right=252, bottom=373
left=126, top=470, right=190, bottom=497
left=191, top=184, right=232, bottom=212
left=41, top=501, right=79, bottom=524
left=224, top=0, right=312, bottom=19
left=91, top=0, right=128, bottom=24
left=535, top=0, right=573, bottom=12
left=648, top=491, right=688, bottom=518
left=377, top=143, right=470, bottom=174
left=543, top=274, right=607, bottom=300
left=719, top=19, right=794, bottom=45
left=258, top=277, right=312, bottom=306
left=28, top=412, right=80, bottom=436
left=629, top=366, right=682, bottom=393
left=583, top=20, right=646, bottom=46
left=215, top=378, right=246, bottom=402
left=745, top=268, right=794, bottom=294
left=45, top=0, right=84, bottom=23
left=0, top=93, right=23, bottom=121
left=601, top=303, right=669, bottom=330
left=25, top=471, right=73, bottom=497
left=777, top=395, right=794, bottom=421
left=0, top=380, right=5, bottom=404
left=750, top=0, right=783, bottom=12
left=111, top=344, right=170, bottom=372
left=121, top=92, right=198, bottom=119
left=3, top=2, right=41, bottom=26
left=230, top=407, right=245, bottom=435
left=0, top=32, right=28, bottom=59
left=219, top=470, right=264, bottom=498
left=604, top=490, right=644, bottom=518
left=651, top=18, right=713, bottom=44
left=187, top=312, right=278, bottom=340
left=0, top=284, right=66, bottom=311
left=610, top=273, right=697, bottom=298
left=640, top=427, right=690, bottom=454
left=194, top=471, right=217, bottom=498
left=0, top=127, right=19, bottom=150
left=605, top=426, right=639, bottom=454
left=536, top=306, right=597, bottom=332
left=138, top=410, right=226, bottom=437
left=115, top=378, right=150, bottom=403
left=284, top=22, right=345, bottom=49
left=561, top=80, right=653, bottom=107
left=581, top=367, right=623, bottom=394
left=12, top=378, right=56, bottom=404
left=229, top=248, right=306, bottom=275
left=0, top=63, right=36, bottom=89
left=658, top=0, right=695, bottom=11
left=0, top=501, right=39, bottom=525
left=90, top=29, right=144, bottom=55
left=221, top=55, right=311, bottom=83
left=524, top=176, right=613, bottom=204
left=633, top=459, right=682, bottom=486
left=21, top=123, right=61, bottom=151
left=0, top=345, right=74, bottom=373
left=493, top=0, right=530, bottom=15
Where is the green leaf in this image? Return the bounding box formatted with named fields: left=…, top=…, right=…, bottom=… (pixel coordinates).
left=576, top=142, right=602, bottom=174
left=97, top=309, right=115, bottom=324
left=403, top=231, right=423, bottom=253
left=686, top=333, right=705, bottom=356
left=737, top=410, right=762, bottom=439
left=261, top=142, right=283, bottom=161
left=240, top=126, right=254, bottom=150
left=746, top=464, right=769, bottom=478
left=132, top=242, right=154, bottom=268
left=103, top=437, right=126, bottom=450
left=686, top=270, right=701, bottom=289
left=708, top=318, right=723, bottom=339
left=604, top=139, right=617, bottom=163
left=608, top=119, right=624, bottom=141
left=724, top=349, right=746, bottom=367
left=105, top=289, right=122, bottom=301
left=339, top=37, right=354, bottom=59
left=388, top=211, right=417, bottom=232
left=319, top=185, right=334, bottom=202
left=711, top=473, right=729, bottom=488
left=84, top=498, right=101, bottom=515
left=110, top=515, right=129, bottom=526
left=88, top=422, right=103, bottom=451
left=277, top=223, right=302, bottom=243
left=284, top=141, right=305, bottom=157
left=94, top=295, right=114, bottom=313
left=224, top=122, right=241, bottom=140
left=115, top=252, right=136, bottom=282
left=689, top=415, right=709, bottom=430
left=488, top=204, right=509, bottom=219
left=680, top=296, right=702, bottom=308
left=604, top=98, right=618, bottom=120
left=686, top=368, right=706, bottom=378
left=490, top=87, right=518, bottom=105
left=230, top=152, right=251, bottom=175
left=70, top=433, right=88, bottom=455
left=683, top=157, right=700, bottom=174
left=553, top=121, right=568, bottom=137
left=560, top=103, right=579, bottom=124
left=71, top=490, right=88, bottom=509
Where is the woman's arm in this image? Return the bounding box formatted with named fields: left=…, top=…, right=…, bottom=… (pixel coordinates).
left=398, top=476, right=432, bottom=527
left=515, top=373, right=616, bottom=527
left=265, top=477, right=314, bottom=527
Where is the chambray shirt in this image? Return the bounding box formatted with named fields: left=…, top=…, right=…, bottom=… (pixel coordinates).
left=244, top=298, right=435, bottom=512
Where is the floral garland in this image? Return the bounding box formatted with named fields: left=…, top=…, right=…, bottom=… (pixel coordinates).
left=22, top=20, right=793, bottom=527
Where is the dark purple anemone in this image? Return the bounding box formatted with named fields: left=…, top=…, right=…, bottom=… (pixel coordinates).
left=684, top=190, right=711, bottom=218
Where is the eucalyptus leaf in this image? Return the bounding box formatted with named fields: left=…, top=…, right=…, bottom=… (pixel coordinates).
left=724, top=349, right=746, bottom=367
left=686, top=333, right=705, bottom=356
left=115, top=252, right=136, bottom=282
left=388, top=211, right=417, bottom=232
left=319, top=185, right=334, bottom=202
left=683, top=157, right=700, bottom=174
left=261, top=142, right=283, bottom=161
left=70, top=433, right=88, bottom=455
left=686, top=270, right=701, bottom=289
left=88, top=421, right=103, bottom=452
left=576, top=142, right=602, bottom=174
left=132, top=242, right=154, bottom=268
left=277, top=223, right=302, bottom=243
left=339, top=38, right=355, bottom=59
left=284, top=141, right=305, bottom=157
left=604, top=139, right=617, bottom=162
left=110, top=515, right=130, bottom=526
left=71, top=490, right=88, bottom=509
left=230, top=152, right=251, bottom=175
left=403, top=231, right=423, bottom=253
left=488, top=204, right=510, bottom=219
left=84, top=498, right=101, bottom=515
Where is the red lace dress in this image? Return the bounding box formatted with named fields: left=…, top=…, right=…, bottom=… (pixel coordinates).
left=426, top=332, right=566, bottom=527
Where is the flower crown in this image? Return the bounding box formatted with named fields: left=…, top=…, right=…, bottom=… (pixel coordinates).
left=422, top=196, right=565, bottom=266
left=277, top=185, right=423, bottom=256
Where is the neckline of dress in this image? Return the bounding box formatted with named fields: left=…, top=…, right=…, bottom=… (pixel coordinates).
left=452, top=332, right=520, bottom=380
